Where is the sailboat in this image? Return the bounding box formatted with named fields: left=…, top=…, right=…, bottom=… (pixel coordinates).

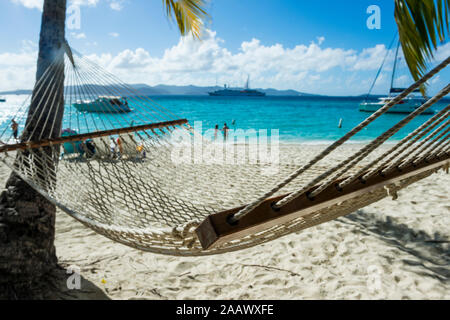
left=359, top=40, right=433, bottom=115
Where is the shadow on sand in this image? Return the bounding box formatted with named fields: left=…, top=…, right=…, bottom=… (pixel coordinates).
left=338, top=210, right=450, bottom=283
left=1, top=264, right=110, bottom=300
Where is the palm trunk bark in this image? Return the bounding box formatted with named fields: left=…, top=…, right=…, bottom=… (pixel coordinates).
left=0, top=0, right=67, bottom=295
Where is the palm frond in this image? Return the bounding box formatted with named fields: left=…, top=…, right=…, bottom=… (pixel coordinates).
left=162, top=0, right=209, bottom=39
left=394, top=0, right=450, bottom=95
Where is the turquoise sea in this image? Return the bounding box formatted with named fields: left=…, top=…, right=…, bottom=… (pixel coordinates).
left=0, top=95, right=448, bottom=144
left=134, top=95, right=448, bottom=143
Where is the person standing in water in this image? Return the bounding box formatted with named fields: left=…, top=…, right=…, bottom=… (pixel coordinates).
left=110, top=137, right=118, bottom=159
left=214, top=124, right=219, bottom=141
left=11, top=119, right=19, bottom=141
left=117, top=136, right=124, bottom=156
left=222, top=123, right=229, bottom=142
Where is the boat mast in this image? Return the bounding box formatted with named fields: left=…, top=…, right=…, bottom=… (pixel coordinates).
left=364, top=34, right=397, bottom=101
left=389, top=41, right=401, bottom=97
left=245, top=75, right=250, bottom=90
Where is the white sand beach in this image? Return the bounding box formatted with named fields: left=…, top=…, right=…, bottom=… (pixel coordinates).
left=1, top=143, right=448, bottom=300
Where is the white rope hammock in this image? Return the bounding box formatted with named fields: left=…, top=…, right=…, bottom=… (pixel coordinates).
left=0, top=47, right=448, bottom=256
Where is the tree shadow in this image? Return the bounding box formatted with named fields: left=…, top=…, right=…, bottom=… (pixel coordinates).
left=1, top=264, right=110, bottom=300
left=338, top=210, right=450, bottom=283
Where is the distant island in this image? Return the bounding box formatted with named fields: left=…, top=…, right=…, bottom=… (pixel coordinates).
left=1, top=84, right=448, bottom=101
left=0, top=84, right=319, bottom=97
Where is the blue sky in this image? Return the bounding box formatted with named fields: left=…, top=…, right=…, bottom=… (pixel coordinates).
left=0, top=0, right=448, bottom=95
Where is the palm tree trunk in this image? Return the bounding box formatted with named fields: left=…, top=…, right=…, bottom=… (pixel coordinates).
left=0, top=0, right=67, bottom=295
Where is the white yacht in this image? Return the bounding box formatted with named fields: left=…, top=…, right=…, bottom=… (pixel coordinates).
left=73, top=96, right=131, bottom=113
left=359, top=94, right=433, bottom=114
left=359, top=40, right=434, bottom=115
left=208, top=76, right=266, bottom=96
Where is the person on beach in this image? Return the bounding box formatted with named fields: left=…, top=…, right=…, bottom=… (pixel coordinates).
left=11, top=119, right=19, bottom=141
left=85, top=139, right=96, bottom=159
left=110, top=137, right=118, bottom=159
left=117, top=136, right=124, bottom=156
left=77, top=140, right=86, bottom=159
left=222, top=123, right=229, bottom=142
left=136, top=144, right=146, bottom=160
left=214, top=124, right=219, bottom=141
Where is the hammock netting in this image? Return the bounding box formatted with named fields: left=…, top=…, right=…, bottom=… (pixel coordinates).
left=0, top=47, right=448, bottom=256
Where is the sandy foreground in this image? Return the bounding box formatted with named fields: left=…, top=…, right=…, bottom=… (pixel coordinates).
left=1, top=143, right=449, bottom=299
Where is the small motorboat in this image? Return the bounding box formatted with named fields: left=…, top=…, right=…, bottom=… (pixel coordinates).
left=0, top=97, right=6, bottom=103
left=73, top=96, right=131, bottom=113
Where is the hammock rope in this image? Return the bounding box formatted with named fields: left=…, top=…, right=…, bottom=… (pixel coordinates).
left=394, top=120, right=450, bottom=169
left=230, top=56, right=450, bottom=222
left=0, top=46, right=448, bottom=255
left=317, top=85, right=450, bottom=194
left=362, top=107, right=450, bottom=180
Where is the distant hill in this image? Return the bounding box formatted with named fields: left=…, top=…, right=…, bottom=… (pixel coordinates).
left=0, top=84, right=318, bottom=97
left=131, top=84, right=318, bottom=96
left=261, top=88, right=317, bottom=96
left=1, top=85, right=448, bottom=100
left=0, top=89, right=33, bottom=95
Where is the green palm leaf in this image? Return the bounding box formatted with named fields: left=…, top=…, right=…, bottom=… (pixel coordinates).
left=162, top=0, right=209, bottom=39
left=395, top=0, right=449, bottom=95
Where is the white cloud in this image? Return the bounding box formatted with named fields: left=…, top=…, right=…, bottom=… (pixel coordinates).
left=109, top=32, right=120, bottom=38
left=21, top=39, right=38, bottom=51
left=11, top=0, right=108, bottom=10
left=0, top=51, right=37, bottom=91
left=352, top=44, right=388, bottom=71
left=434, top=42, right=450, bottom=62
left=109, top=0, right=125, bottom=11
left=316, top=36, right=325, bottom=45
left=71, top=0, right=100, bottom=6
left=0, top=39, right=38, bottom=92
left=11, top=0, right=42, bottom=10
left=429, top=74, right=440, bottom=85
left=1, top=30, right=447, bottom=95
left=83, top=30, right=386, bottom=93
left=71, top=32, right=87, bottom=39
left=395, top=75, right=410, bottom=86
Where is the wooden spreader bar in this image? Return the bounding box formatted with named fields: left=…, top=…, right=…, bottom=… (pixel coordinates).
left=195, top=154, right=450, bottom=250
left=0, top=119, right=188, bottom=153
